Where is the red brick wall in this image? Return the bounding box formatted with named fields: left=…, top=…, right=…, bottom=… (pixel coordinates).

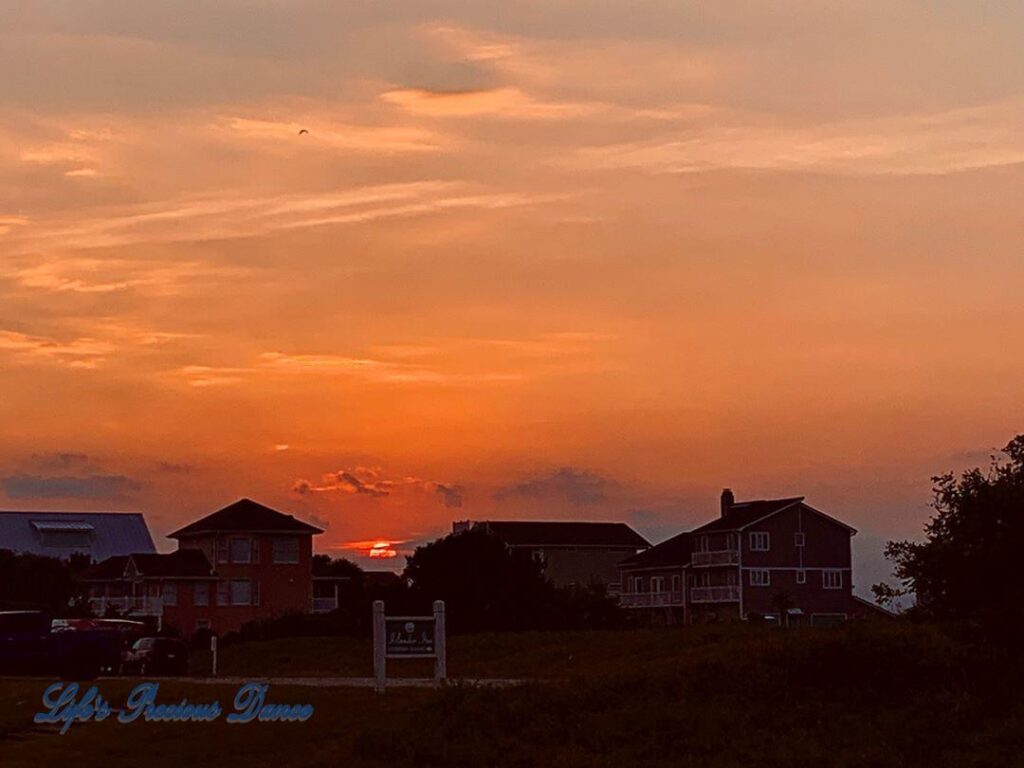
left=168, top=532, right=314, bottom=637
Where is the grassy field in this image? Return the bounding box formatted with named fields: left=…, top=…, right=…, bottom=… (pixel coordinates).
left=188, top=624, right=780, bottom=678
left=2, top=623, right=1022, bottom=767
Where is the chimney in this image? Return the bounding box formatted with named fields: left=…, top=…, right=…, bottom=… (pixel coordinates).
left=720, top=488, right=735, bottom=518
left=452, top=520, right=473, bottom=534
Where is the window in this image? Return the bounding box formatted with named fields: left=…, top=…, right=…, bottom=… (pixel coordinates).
left=230, top=580, right=252, bottom=605
left=195, top=619, right=212, bottom=631
left=749, top=569, right=770, bottom=587
left=272, top=536, right=300, bottom=564
left=794, top=532, right=805, bottom=547
left=749, top=532, right=770, bottom=551
left=651, top=576, right=664, bottom=593
left=31, top=521, right=94, bottom=549
left=217, top=538, right=229, bottom=565
left=796, top=569, right=806, bottom=584
left=193, top=582, right=209, bottom=606
left=822, top=570, right=843, bottom=589
left=216, top=581, right=229, bottom=606
left=633, top=576, right=643, bottom=593
left=671, top=574, right=681, bottom=593
left=694, top=536, right=709, bottom=553
left=230, top=537, right=252, bottom=564
left=161, top=582, right=177, bottom=606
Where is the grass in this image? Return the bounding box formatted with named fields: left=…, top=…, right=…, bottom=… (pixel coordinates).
left=189, top=624, right=778, bottom=678
left=2, top=623, right=1022, bottom=767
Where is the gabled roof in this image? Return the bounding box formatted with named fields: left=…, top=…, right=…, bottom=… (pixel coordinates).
left=78, top=550, right=213, bottom=581
left=0, top=511, right=155, bottom=561
left=690, top=497, right=806, bottom=533
left=169, top=498, right=323, bottom=538
left=77, top=555, right=130, bottom=581
left=474, top=520, right=649, bottom=549
left=620, top=531, right=692, bottom=570
left=129, top=550, right=212, bottom=577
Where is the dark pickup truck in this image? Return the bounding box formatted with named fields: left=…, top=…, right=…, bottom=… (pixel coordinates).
left=0, top=610, right=120, bottom=680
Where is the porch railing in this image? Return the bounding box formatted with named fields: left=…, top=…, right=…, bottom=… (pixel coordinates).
left=88, top=596, right=164, bottom=616
left=689, top=585, right=741, bottom=603
left=619, top=591, right=685, bottom=608
left=691, top=550, right=740, bottom=567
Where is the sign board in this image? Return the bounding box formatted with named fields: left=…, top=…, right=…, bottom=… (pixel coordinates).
left=372, top=600, right=446, bottom=692
left=385, top=618, right=435, bottom=657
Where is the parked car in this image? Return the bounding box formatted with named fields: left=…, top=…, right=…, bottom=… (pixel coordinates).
left=120, top=637, right=189, bottom=676
left=0, top=610, right=119, bottom=680
left=52, top=618, right=147, bottom=673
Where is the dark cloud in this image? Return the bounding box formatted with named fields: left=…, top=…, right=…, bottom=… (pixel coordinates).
left=291, top=467, right=462, bottom=508
left=1, top=473, right=143, bottom=500
left=494, top=467, right=610, bottom=505
left=335, top=470, right=391, bottom=497
left=433, top=483, right=464, bottom=508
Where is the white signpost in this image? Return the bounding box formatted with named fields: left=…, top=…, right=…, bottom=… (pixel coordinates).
left=372, top=600, right=446, bottom=693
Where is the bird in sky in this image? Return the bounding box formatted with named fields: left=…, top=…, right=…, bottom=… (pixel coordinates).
left=298, top=128, right=309, bottom=135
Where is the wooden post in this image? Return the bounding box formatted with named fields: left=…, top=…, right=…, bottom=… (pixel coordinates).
left=433, top=600, right=447, bottom=683
left=372, top=600, right=386, bottom=693
left=210, top=635, right=218, bottom=677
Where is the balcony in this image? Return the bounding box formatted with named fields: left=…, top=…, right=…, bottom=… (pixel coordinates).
left=620, top=591, right=685, bottom=608
left=89, top=596, right=164, bottom=617
left=689, top=585, right=741, bottom=603
left=691, top=550, right=740, bottom=567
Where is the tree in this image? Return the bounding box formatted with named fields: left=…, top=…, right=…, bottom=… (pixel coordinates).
left=0, top=549, right=84, bottom=613
left=312, top=554, right=364, bottom=580
left=402, top=528, right=557, bottom=632
left=875, top=435, right=1024, bottom=635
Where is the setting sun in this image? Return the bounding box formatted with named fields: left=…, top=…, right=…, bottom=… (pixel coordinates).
left=368, top=542, right=399, bottom=560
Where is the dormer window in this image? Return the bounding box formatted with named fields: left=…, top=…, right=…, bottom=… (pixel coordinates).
left=32, top=520, right=93, bottom=549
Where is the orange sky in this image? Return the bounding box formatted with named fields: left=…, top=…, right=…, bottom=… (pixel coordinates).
left=1, top=2, right=1022, bottom=590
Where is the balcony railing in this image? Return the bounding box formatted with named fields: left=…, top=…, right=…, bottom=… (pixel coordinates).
left=311, top=597, right=339, bottom=613
left=689, top=585, right=741, bottom=603
left=620, top=591, right=685, bottom=608
left=691, top=550, right=740, bottom=567
left=89, top=596, right=164, bottom=616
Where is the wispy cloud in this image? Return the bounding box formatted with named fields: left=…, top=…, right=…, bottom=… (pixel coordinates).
left=0, top=329, right=114, bottom=369
left=569, top=99, right=1024, bottom=176
left=380, top=87, right=601, bottom=120
left=217, top=116, right=441, bottom=153
left=2, top=182, right=550, bottom=254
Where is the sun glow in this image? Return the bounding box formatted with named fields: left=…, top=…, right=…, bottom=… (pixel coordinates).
left=368, top=541, right=398, bottom=559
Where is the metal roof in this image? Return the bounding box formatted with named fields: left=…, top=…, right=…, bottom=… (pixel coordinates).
left=0, top=511, right=156, bottom=562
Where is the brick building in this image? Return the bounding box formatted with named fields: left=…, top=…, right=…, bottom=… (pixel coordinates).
left=79, top=499, right=323, bottom=637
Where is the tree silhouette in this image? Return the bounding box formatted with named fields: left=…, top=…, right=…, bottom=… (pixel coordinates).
left=875, top=435, right=1024, bottom=637
left=403, top=528, right=557, bottom=632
